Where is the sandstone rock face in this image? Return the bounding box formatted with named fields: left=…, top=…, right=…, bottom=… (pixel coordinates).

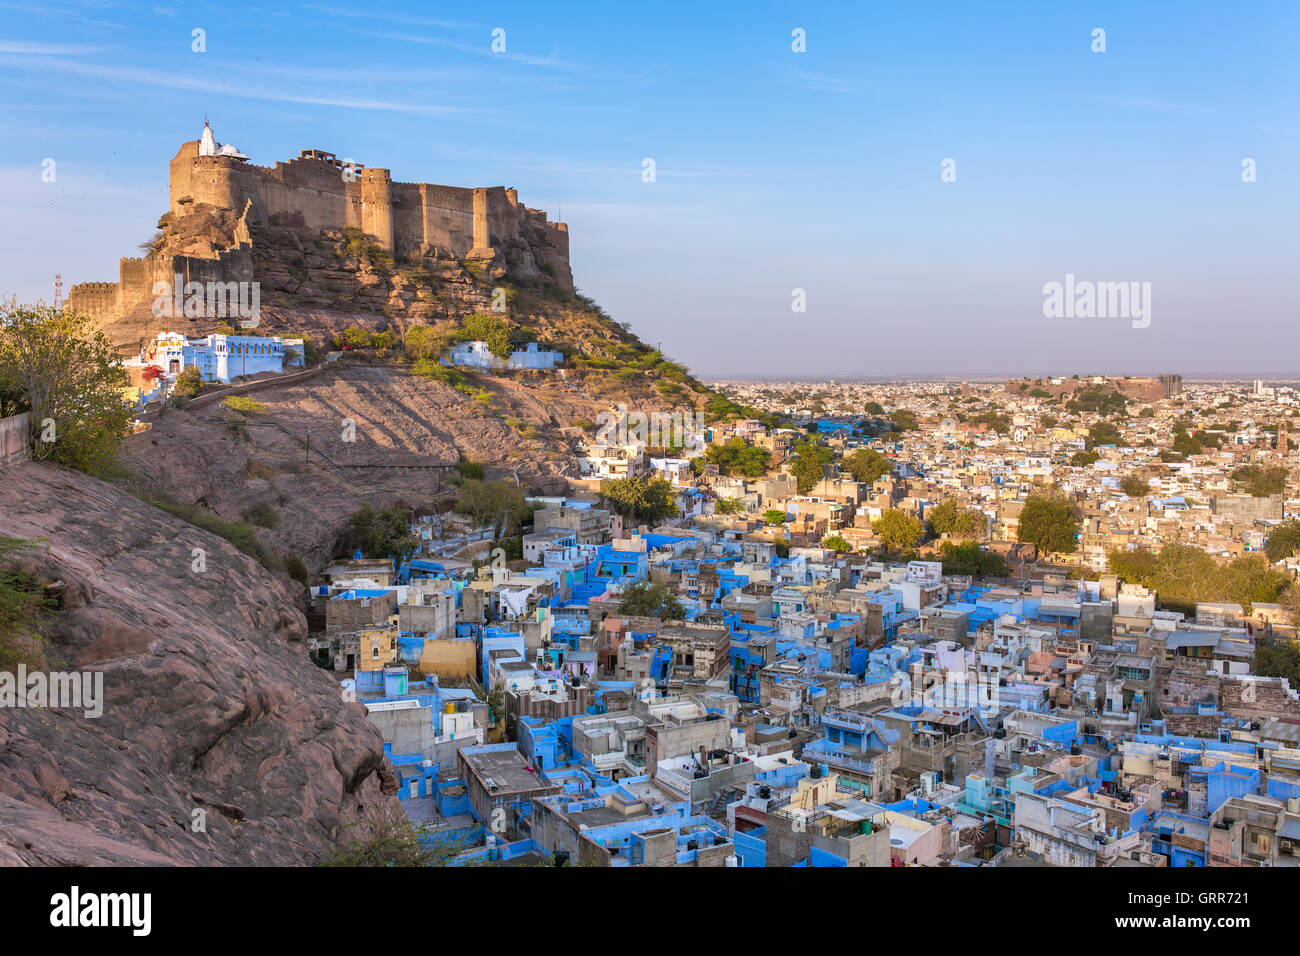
left=118, top=362, right=597, bottom=576
left=0, top=463, right=401, bottom=866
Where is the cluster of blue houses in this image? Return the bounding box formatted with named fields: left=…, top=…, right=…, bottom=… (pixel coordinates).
left=304, top=496, right=1300, bottom=868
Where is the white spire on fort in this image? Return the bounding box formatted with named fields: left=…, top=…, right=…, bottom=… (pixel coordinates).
left=197, top=118, right=247, bottom=160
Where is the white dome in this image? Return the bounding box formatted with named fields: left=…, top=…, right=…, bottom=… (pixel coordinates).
left=197, top=121, right=246, bottom=159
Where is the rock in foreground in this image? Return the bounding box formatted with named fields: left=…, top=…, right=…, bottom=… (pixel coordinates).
left=0, top=462, right=400, bottom=866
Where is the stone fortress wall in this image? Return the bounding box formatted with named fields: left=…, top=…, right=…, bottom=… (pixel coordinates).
left=69, top=244, right=256, bottom=347
left=69, top=137, right=571, bottom=345
left=166, top=141, right=570, bottom=268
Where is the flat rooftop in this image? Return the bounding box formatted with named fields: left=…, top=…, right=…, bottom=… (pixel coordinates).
left=460, top=747, right=549, bottom=794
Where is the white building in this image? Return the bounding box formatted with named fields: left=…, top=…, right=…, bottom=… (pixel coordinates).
left=197, top=119, right=247, bottom=160
left=137, top=331, right=305, bottom=384
left=443, top=340, right=563, bottom=371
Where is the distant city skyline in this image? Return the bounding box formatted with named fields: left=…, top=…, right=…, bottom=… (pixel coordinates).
left=1, top=1, right=1297, bottom=376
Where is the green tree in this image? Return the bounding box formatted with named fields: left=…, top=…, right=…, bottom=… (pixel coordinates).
left=403, top=325, right=443, bottom=360
left=284, top=555, right=310, bottom=588
left=1253, top=630, right=1300, bottom=688
left=0, top=302, right=133, bottom=476
left=0, top=537, right=52, bottom=670
left=969, top=410, right=1010, bottom=433
left=455, top=480, right=528, bottom=539
left=1108, top=549, right=1158, bottom=585
left=484, top=684, right=506, bottom=727
left=173, top=366, right=203, bottom=398
left=617, top=579, right=685, bottom=620
left=705, top=438, right=771, bottom=478
left=762, top=509, right=787, bottom=526
left=1221, top=554, right=1290, bottom=613
left=341, top=325, right=373, bottom=349
left=822, top=534, right=853, bottom=553
left=873, top=509, right=923, bottom=558
left=223, top=396, right=266, bottom=415
left=937, top=540, right=1008, bottom=578
left=244, top=500, right=280, bottom=528
left=455, top=457, right=486, bottom=481
left=1171, top=429, right=1202, bottom=458
left=888, top=409, right=919, bottom=432
left=928, top=499, right=984, bottom=539
left=1066, top=386, right=1127, bottom=416
left=1017, top=490, right=1080, bottom=554
left=1109, top=544, right=1288, bottom=616
left=600, top=475, right=678, bottom=525
left=789, top=439, right=833, bottom=494
left=321, top=815, right=455, bottom=867
left=1120, top=475, right=1150, bottom=498
left=347, top=504, right=419, bottom=563
left=716, top=497, right=745, bottom=515
left=1070, top=450, right=1100, bottom=467
left=1086, top=421, right=1123, bottom=448
left=843, top=447, right=891, bottom=484
left=1231, top=464, right=1288, bottom=498
left=463, top=313, right=512, bottom=359
left=1265, top=520, right=1300, bottom=562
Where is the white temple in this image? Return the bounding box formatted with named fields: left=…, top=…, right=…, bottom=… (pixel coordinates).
left=197, top=119, right=247, bottom=160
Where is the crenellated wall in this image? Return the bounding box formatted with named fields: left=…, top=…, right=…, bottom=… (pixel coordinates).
left=69, top=243, right=255, bottom=349
left=167, top=140, right=570, bottom=270
left=72, top=138, right=574, bottom=346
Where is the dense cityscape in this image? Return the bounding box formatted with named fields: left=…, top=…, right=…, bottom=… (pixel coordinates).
left=0, top=0, right=1291, bottom=940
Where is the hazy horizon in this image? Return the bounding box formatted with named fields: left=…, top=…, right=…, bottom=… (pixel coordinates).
left=2, top=1, right=1296, bottom=377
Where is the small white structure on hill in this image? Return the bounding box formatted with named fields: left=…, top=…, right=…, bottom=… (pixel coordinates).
left=443, top=340, right=563, bottom=371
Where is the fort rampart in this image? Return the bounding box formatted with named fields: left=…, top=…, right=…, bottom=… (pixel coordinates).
left=68, top=139, right=572, bottom=346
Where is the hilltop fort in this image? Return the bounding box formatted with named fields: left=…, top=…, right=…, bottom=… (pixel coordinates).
left=69, top=122, right=573, bottom=348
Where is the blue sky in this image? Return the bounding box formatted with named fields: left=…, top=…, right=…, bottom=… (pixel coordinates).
left=1, top=1, right=1297, bottom=377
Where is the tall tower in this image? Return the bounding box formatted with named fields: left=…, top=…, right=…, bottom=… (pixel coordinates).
left=469, top=187, right=492, bottom=258
left=53, top=273, right=62, bottom=311
left=359, top=168, right=394, bottom=255
left=1277, top=421, right=1289, bottom=456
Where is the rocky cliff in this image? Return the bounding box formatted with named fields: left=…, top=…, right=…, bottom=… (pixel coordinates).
left=0, top=462, right=401, bottom=866
left=84, top=197, right=590, bottom=353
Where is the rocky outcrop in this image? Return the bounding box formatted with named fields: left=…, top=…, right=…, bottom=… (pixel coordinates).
left=116, top=361, right=597, bottom=575
left=0, top=462, right=401, bottom=866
